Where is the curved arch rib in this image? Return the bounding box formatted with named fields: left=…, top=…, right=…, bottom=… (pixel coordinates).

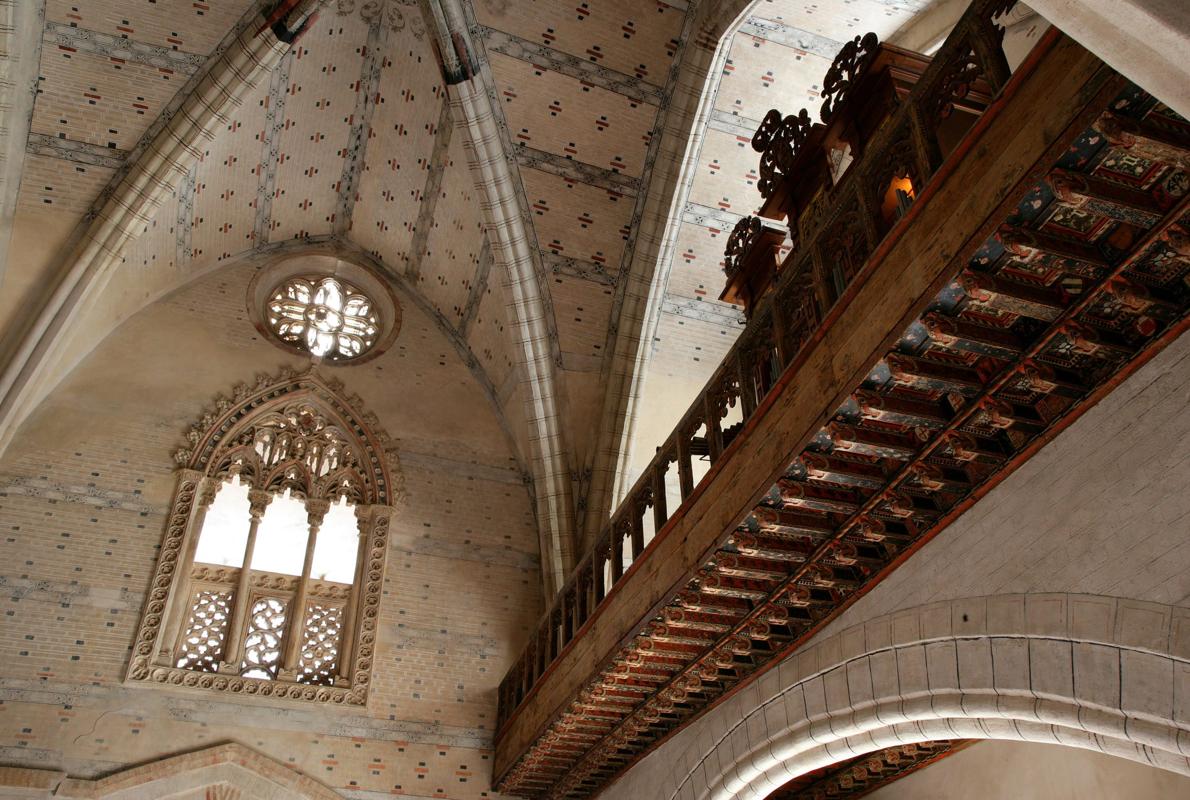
left=0, top=0, right=321, bottom=457
left=424, top=0, right=577, bottom=595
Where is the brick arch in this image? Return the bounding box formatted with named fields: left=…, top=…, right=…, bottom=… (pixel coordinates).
left=605, top=593, right=1190, bottom=799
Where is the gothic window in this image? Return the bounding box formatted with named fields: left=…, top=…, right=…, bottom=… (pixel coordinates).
left=266, top=275, right=380, bottom=361
left=127, top=369, right=403, bottom=705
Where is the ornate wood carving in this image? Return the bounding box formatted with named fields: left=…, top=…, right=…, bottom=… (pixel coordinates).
left=820, top=32, right=880, bottom=122
left=494, top=40, right=1190, bottom=800
left=753, top=108, right=815, bottom=198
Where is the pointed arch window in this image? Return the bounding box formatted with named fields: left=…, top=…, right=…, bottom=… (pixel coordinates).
left=127, top=370, right=403, bottom=705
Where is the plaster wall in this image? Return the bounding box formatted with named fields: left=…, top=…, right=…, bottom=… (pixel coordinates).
left=866, top=739, right=1190, bottom=799
left=0, top=260, right=541, bottom=799
left=604, top=326, right=1190, bottom=797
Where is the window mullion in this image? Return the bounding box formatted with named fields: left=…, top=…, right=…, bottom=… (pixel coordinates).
left=158, top=475, right=219, bottom=665
left=337, top=504, right=373, bottom=684
left=279, top=498, right=329, bottom=680
left=221, top=489, right=273, bottom=672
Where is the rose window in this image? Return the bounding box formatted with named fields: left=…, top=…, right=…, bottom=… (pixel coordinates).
left=266, top=276, right=380, bottom=361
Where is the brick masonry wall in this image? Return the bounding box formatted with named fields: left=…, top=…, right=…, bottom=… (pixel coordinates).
left=0, top=262, right=541, bottom=799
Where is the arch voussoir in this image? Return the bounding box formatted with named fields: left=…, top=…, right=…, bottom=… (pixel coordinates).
left=629, top=594, right=1190, bottom=800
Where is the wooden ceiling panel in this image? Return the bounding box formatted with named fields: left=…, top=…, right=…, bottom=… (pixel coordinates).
left=491, top=52, right=655, bottom=177
left=474, top=0, right=686, bottom=84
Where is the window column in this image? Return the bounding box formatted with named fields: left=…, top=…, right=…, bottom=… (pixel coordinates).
left=157, top=473, right=220, bottom=665
left=220, top=488, right=272, bottom=672
left=279, top=497, right=330, bottom=680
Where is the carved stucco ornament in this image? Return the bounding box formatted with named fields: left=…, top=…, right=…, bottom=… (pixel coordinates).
left=127, top=367, right=403, bottom=706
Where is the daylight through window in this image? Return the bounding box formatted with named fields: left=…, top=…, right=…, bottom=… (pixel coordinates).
left=266, top=275, right=380, bottom=360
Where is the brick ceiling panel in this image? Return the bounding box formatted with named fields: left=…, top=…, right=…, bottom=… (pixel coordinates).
left=650, top=307, right=740, bottom=379
left=417, top=136, right=487, bottom=327
left=350, top=30, right=444, bottom=264
left=664, top=221, right=735, bottom=301
left=16, top=155, right=114, bottom=219
left=474, top=0, right=686, bottom=84
left=716, top=36, right=833, bottom=120
left=32, top=48, right=182, bottom=151
left=118, top=189, right=183, bottom=271
left=491, top=52, right=655, bottom=176
left=757, top=0, right=927, bottom=41
left=188, top=78, right=269, bottom=264
left=45, top=0, right=254, bottom=55
left=467, top=275, right=519, bottom=380
left=525, top=169, right=632, bottom=268
left=562, top=368, right=607, bottom=468
left=685, top=126, right=767, bottom=213
left=550, top=274, right=614, bottom=365
left=269, top=21, right=368, bottom=241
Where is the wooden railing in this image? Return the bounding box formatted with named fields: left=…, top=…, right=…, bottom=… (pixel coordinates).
left=496, top=0, right=1024, bottom=730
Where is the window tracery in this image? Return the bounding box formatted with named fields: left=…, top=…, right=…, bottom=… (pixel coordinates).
left=127, top=368, right=402, bottom=705
left=266, top=275, right=380, bottom=361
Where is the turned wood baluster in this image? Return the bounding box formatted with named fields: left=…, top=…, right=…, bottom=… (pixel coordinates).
left=159, top=474, right=220, bottom=665
left=220, top=488, right=273, bottom=671
left=592, top=543, right=606, bottom=604
left=610, top=523, right=625, bottom=584
left=522, top=641, right=534, bottom=698
left=551, top=607, right=562, bottom=660
left=908, top=99, right=945, bottom=174
left=536, top=626, right=548, bottom=680
left=630, top=500, right=645, bottom=561
left=568, top=576, right=583, bottom=633
left=280, top=497, right=330, bottom=678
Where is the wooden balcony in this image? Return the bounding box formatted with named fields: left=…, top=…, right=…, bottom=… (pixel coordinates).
left=493, top=1, right=1190, bottom=796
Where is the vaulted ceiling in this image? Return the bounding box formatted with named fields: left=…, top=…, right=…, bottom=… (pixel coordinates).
left=0, top=0, right=961, bottom=594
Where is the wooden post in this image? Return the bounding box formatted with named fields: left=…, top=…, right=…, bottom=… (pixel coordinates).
left=651, top=465, right=668, bottom=532
left=676, top=432, right=694, bottom=499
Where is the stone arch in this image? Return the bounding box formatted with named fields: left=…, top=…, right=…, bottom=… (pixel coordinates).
left=605, top=593, right=1190, bottom=799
